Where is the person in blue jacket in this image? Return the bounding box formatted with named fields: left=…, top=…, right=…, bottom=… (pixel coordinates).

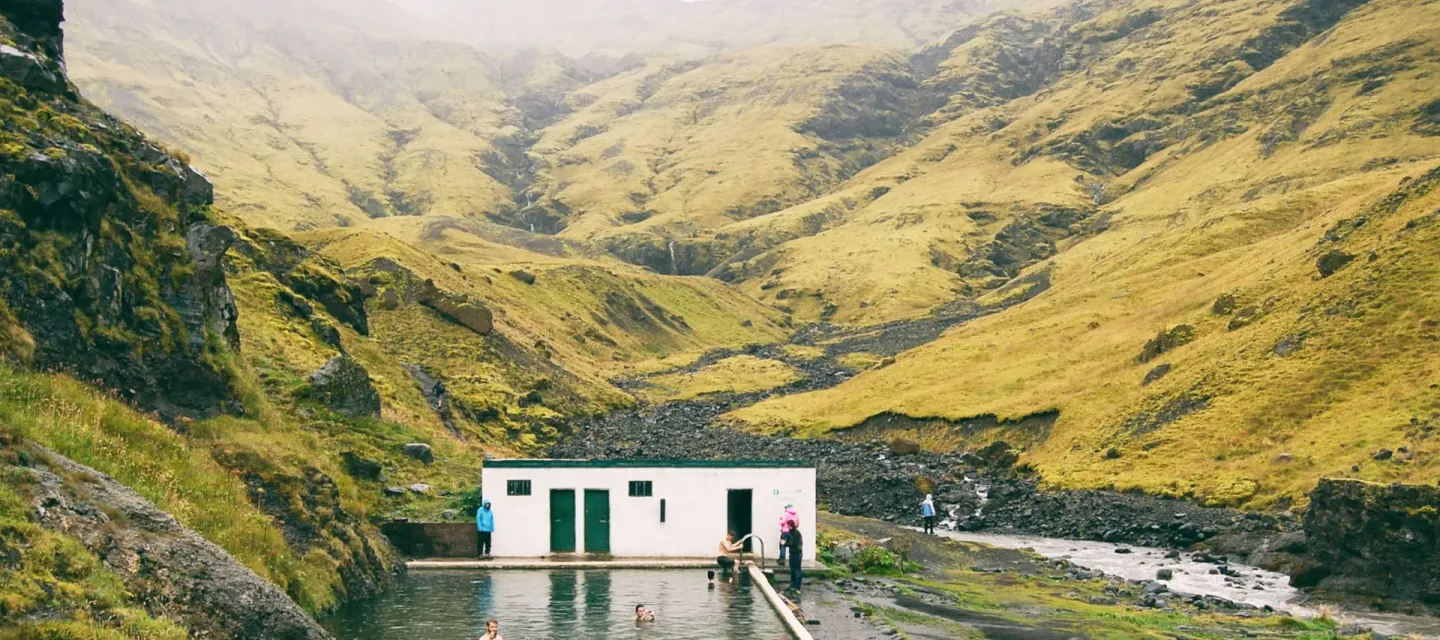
left=476, top=500, right=495, bottom=557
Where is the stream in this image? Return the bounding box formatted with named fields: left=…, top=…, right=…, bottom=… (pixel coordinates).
left=929, top=529, right=1440, bottom=637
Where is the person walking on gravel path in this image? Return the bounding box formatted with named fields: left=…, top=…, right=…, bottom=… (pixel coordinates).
left=921, top=494, right=937, bottom=535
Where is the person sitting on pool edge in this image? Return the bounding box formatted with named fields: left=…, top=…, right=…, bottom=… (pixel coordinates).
left=635, top=604, right=656, bottom=623
left=480, top=618, right=503, bottom=640
left=717, top=531, right=742, bottom=572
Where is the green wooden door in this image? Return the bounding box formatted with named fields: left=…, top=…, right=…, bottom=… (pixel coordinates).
left=550, top=489, right=576, bottom=553
left=583, top=489, right=610, bottom=553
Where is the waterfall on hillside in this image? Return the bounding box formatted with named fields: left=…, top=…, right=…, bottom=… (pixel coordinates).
left=668, top=241, right=678, bottom=274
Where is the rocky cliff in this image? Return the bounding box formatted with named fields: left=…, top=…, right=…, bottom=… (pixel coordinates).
left=0, top=0, right=240, bottom=420
left=1297, top=478, right=1440, bottom=612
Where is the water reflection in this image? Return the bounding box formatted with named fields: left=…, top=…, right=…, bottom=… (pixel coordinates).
left=321, top=569, right=791, bottom=639
left=583, top=571, right=610, bottom=636
left=549, top=571, right=578, bottom=636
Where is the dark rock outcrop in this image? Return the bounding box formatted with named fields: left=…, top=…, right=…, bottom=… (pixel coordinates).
left=231, top=228, right=369, bottom=335
left=1135, top=325, right=1196, bottom=364
left=303, top=356, right=381, bottom=418
left=0, top=7, right=240, bottom=420
left=1316, top=249, right=1355, bottom=277
left=15, top=446, right=332, bottom=639
left=1297, top=478, right=1440, bottom=609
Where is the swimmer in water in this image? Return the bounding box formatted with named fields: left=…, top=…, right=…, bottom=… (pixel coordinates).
left=480, top=618, right=503, bottom=640
left=635, top=604, right=656, bottom=623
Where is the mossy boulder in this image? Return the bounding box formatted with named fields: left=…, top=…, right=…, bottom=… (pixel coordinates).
left=1135, top=325, right=1196, bottom=364
left=1316, top=249, right=1355, bottom=278
left=302, top=356, right=381, bottom=418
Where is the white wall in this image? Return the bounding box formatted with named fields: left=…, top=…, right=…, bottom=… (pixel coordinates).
left=479, top=464, right=817, bottom=560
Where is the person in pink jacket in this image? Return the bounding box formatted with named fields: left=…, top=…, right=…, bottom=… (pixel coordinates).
left=777, top=505, right=798, bottom=566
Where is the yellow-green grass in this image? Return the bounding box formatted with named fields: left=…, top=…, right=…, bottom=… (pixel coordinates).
left=0, top=364, right=335, bottom=609
left=727, top=0, right=1440, bottom=507
left=302, top=226, right=787, bottom=386
left=737, top=157, right=1440, bottom=508
left=836, top=352, right=885, bottom=371
left=638, top=355, right=801, bottom=402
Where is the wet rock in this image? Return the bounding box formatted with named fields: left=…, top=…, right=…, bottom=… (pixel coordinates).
left=1156, top=568, right=1174, bottom=581
left=1287, top=560, right=1331, bottom=588
left=340, top=451, right=384, bottom=481
left=1316, top=249, right=1355, bottom=277
left=402, top=443, right=435, bottom=464
left=1115, top=547, right=1132, bottom=554
left=1299, top=478, right=1440, bottom=605
left=304, top=356, right=382, bottom=418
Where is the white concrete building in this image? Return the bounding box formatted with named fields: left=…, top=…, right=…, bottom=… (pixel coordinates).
left=480, top=459, right=816, bottom=561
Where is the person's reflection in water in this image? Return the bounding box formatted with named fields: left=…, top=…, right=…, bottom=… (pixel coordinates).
left=549, top=571, right=579, bottom=637
left=582, top=571, right=612, bottom=638
left=729, top=571, right=756, bottom=640
left=472, top=573, right=495, bottom=631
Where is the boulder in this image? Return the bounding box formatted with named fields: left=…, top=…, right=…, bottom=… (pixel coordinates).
left=423, top=291, right=494, bottom=335
left=384, top=486, right=407, bottom=496
left=887, top=438, right=921, bottom=456
left=1156, top=568, right=1174, bottom=581
left=402, top=443, right=435, bottom=464
left=1316, top=249, right=1355, bottom=278
left=409, top=483, right=431, bottom=494
left=305, top=356, right=381, bottom=418
left=509, top=270, right=537, bottom=285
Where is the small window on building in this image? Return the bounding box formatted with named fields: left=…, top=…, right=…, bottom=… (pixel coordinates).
left=628, top=480, right=653, bottom=497
left=506, top=480, right=531, bottom=496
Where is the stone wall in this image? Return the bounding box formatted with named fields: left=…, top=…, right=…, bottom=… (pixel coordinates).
left=381, top=522, right=478, bottom=558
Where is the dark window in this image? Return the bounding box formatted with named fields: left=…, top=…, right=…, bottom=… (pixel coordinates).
left=628, top=480, right=653, bottom=497
left=506, top=480, right=532, bottom=496
left=660, top=498, right=667, bottom=523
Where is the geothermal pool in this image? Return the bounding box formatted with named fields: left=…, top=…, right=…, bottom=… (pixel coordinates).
left=321, top=569, right=791, bottom=639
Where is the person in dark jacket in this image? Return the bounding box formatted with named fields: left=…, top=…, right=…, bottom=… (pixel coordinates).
left=785, top=522, right=804, bottom=594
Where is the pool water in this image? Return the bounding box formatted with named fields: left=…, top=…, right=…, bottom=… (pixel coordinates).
left=321, top=570, right=792, bottom=639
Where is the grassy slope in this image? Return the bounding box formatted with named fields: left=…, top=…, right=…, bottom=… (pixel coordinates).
left=735, top=0, right=1440, bottom=508
left=66, top=0, right=527, bottom=230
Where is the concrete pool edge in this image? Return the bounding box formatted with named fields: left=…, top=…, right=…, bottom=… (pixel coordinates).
left=747, top=562, right=816, bottom=640
left=405, top=557, right=830, bottom=574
